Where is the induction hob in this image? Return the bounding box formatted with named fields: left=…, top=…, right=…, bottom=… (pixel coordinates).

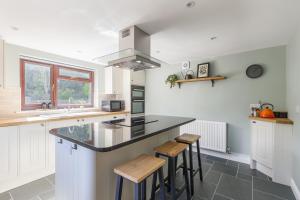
left=104, top=116, right=158, bottom=127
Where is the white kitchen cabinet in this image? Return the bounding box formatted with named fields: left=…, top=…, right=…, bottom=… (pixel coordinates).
left=250, top=119, right=293, bottom=185
left=105, top=66, right=123, bottom=94
left=55, top=138, right=96, bottom=200
left=0, top=127, right=18, bottom=185
left=0, top=39, right=4, bottom=88
left=131, top=70, right=145, bottom=86
left=19, top=123, right=47, bottom=176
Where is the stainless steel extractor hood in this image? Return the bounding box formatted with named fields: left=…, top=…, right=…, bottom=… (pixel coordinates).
left=93, top=26, right=164, bottom=71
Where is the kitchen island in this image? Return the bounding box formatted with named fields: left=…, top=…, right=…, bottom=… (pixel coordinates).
left=49, top=115, right=195, bottom=200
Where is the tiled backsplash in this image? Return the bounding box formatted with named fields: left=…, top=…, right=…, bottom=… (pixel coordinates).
left=0, top=87, right=21, bottom=116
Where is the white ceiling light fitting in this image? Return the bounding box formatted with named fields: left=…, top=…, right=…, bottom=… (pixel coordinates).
left=186, top=1, right=196, bottom=8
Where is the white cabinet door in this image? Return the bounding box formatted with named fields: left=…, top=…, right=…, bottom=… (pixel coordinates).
left=55, top=138, right=78, bottom=200
left=105, top=66, right=123, bottom=94
left=131, top=70, right=145, bottom=86
left=251, top=120, right=274, bottom=168
left=19, top=123, right=47, bottom=176
left=0, top=126, right=18, bottom=184
left=0, top=39, right=4, bottom=88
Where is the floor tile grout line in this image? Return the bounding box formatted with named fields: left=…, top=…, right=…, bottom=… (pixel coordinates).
left=235, top=162, right=240, bottom=177
left=211, top=173, right=223, bottom=200
left=8, top=191, right=14, bottom=200
left=253, top=189, right=289, bottom=200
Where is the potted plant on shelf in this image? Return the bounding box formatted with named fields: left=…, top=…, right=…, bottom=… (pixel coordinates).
left=165, top=74, right=179, bottom=88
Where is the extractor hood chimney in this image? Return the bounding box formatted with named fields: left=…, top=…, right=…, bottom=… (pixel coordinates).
left=93, top=26, right=164, bottom=71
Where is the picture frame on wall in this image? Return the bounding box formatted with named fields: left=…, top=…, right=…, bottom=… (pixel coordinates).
left=197, top=63, right=209, bottom=78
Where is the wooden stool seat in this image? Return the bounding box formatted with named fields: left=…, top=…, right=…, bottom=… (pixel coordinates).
left=154, top=141, right=188, bottom=157
left=114, top=154, right=165, bottom=183
left=175, top=133, right=200, bottom=144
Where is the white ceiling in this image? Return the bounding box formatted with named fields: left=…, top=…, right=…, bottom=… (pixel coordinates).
left=0, top=0, right=300, bottom=64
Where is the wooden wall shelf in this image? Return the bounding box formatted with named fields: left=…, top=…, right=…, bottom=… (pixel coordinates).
left=175, top=76, right=226, bottom=88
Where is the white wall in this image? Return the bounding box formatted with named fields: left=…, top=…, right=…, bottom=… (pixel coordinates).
left=145, top=46, right=287, bottom=154
left=286, top=25, right=300, bottom=191
left=2, top=42, right=105, bottom=109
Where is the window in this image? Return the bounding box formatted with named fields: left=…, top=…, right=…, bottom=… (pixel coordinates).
left=20, top=59, right=94, bottom=110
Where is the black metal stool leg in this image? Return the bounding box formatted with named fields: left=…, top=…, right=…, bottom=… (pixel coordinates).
left=115, top=175, right=123, bottom=200
left=134, top=183, right=142, bottom=200
left=167, top=157, right=171, bottom=192
left=141, top=180, right=146, bottom=200
left=182, top=150, right=191, bottom=200
left=188, top=144, right=194, bottom=195
left=196, top=140, right=203, bottom=181
left=158, top=167, right=166, bottom=200
left=150, top=171, right=158, bottom=200
left=170, top=157, right=176, bottom=200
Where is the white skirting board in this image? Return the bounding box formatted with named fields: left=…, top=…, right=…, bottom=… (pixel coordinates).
left=291, top=179, right=300, bottom=200
left=193, top=147, right=250, bottom=164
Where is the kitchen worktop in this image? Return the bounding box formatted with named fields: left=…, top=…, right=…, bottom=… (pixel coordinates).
left=0, top=110, right=129, bottom=127
left=249, top=116, right=293, bottom=125
left=49, top=115, right=195, bottom=152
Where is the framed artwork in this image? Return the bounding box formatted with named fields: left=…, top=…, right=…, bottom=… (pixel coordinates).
left=197, top=63, right=209, bottom=78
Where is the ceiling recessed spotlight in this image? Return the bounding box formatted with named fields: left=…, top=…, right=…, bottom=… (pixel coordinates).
left=151, top=65, right=155, bottom=68
left=186, top=1, right=196, bottom=8
left=115, top=65, right=120, bottom=68
left=210, top=36, right=217, bottom=40
left=11, top=26, right=19, bottom=31
left=136, top=60, right=142, bottom=63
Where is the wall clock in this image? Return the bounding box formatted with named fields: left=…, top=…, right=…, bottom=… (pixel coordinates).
left=246, top=64, right=264, bottom=78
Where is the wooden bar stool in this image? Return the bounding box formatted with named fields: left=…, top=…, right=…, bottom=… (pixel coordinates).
left=151, top=141, right=191, bottom=200
left=114, top=154, right=166, bottom=200
left=175, top=133, right=203, bottom=196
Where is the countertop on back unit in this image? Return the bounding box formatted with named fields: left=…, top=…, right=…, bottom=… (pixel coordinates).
left=0, top=110, right=130, bottom=127
left=249, top=116, right=293, bottom=125
left=49, top=115, right=195, bottom=152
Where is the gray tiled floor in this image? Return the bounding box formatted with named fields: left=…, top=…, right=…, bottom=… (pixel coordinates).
left=0, top=153, right=296, bottom=200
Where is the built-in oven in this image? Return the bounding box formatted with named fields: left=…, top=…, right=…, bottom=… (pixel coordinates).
left=131, top=100, right=145, bottom=114
left=131, top=85, right=145, bottom=100
left=131, top=85, right=145, bottom=114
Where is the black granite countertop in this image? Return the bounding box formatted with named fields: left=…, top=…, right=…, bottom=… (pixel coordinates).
left=49, top=115, right=195, bottom=152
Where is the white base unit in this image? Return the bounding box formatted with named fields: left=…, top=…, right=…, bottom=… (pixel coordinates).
left=0, top=113, right=127, bottom=193
left=250, top=120, right=293, bottom=185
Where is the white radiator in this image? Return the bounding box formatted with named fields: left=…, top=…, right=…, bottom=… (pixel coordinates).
left=180, top=120, right=227, bottom=153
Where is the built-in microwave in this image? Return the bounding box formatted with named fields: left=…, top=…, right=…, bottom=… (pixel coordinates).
left=101, top=100, right=125, bottom=112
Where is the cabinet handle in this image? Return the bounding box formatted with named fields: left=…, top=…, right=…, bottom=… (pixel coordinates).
left=252, top=121, right=256, bottom=124
left=41, top=123, right=45, bottom=127
left=57, top=139, right=63, bottom=144
left=77, top=119, right=80, bottom=122
left=72, top=144, right=77, bottom=150
left=82, top=119, right=85, bottom=122
left=113, top=116, right=117, bottom=119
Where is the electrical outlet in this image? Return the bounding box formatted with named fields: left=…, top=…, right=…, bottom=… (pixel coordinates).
left=296, top=105, right=300, bottom=114
left=250, top=104, right=261, bottom=109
